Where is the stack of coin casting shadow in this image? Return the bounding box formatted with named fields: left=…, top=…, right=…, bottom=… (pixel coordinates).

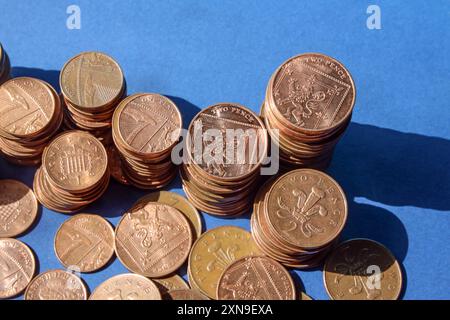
left=251, top=168, right=348, bottom=268
left=181, top=103, right=268, bottom=217
left=0, top=77, right=63, bottom=166
left=0, top=43, right=11, bottom=85
left=261, top=53, right=356, bottom=170
left=33, top=130, right=110, bottom=213
left=111, top=93, right=182, bottom=189
left=60, top=51, right=126, bottom=144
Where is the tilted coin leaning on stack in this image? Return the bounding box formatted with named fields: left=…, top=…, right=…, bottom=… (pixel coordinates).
left=0, top=77, right=63, bottom=166
left=261, top=53, right=356, bottom=170
left=251, top=168, right=348, bottom=269
left=0, top=43, right=11, bottom=85
left=33, top=130, right=110, bottom=213
left=60, top=51, right=125, bottom=143
left=181, top=103, right=268, bottom=217
left=111, top=93, right=182, bottom=189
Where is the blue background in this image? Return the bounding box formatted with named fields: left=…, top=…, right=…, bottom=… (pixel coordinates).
left=0, top=0, right=449, bottom=300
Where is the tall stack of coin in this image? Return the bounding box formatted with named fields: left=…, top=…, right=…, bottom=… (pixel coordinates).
left=251, top=168, right=348, bottom=268
left=261, top=53, right=356, bottom=170
left=0, top=43, right=11, bottom=85
left=181, top=103, right=268, bottom=217
left=111, top=93, right=182, bottom=189
left=0, top=77, right=63, bottom=166
left=33, top=130, right=109, bottom=213
left=60, top=52, right=125, bottom=142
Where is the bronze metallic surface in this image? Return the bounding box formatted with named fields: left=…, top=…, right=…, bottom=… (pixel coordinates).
left=89, top=274, right=161, bottom=300
left=0, top=238, right=35, bottom=299
left=323, top=239, right=403, bottom=300
left=54, top=214, right=115, bottom=273
left=0, top=180, right=38, bottom=238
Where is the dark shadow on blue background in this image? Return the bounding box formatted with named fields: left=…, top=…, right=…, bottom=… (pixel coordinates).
left=12, top=67, right=60, bottom=92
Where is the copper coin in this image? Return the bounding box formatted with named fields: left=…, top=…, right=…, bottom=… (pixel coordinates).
left=133, top=191, right=203, bottom=239
left=217, top=256, right=296, bottom=300
left=60, top=52, right=124, bottom=110
left=0, top=180, right=38, bottom=238
left=115, top=202, right=192, bottom=278
left=188, top=226, right=261, bottom=299
left=152, top=274, right=190, bottom=299
left=269, top=53, right=355, bottom=133
left=167, top=289, right=209, bottom=300
left=24, top=269, right=88, bottom=300
left=42, top=130, right=108, bottom=192
left=0, top=77, right=56, bottom=137
left=89, top=274, right=161, bottom=300
left=265, top=169, right=347, bottom=250
left=0, top=239, right=36, bottom=299
left=54, top=214, right=115, bottom=273
left=114, top=93, right=182, bottom=156
left=186, top=103, right=267, bottom=181
left=106, top=145, right=129, bottom=185
left=323, top=239, right=403, bottom=300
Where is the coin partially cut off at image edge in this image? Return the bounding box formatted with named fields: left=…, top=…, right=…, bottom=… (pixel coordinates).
left=0, top=238, right=36, bottom=299
left=166, top=289, right=209, bottom=300
left=89, top=273, right=161, bottom=300
left=24, top=269, right=88, bottom=300
left=54, top=213, right=115, bottom=273
left=152, top=274, right=190, bottom=299
left=0, top=179, right=39, bottom=238
left=323, top=238, right=403, bottom=300
left=217, top=255, right=296, bottom=300
left=188, top=225, right=261, bottom=299
left=115, top=202, right=192, bottom=278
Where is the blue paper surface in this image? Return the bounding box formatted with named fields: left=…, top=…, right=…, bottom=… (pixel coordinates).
left=0, top=0, right=449, bottom=300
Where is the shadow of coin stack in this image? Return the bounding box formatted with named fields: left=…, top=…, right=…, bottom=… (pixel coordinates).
left=0, top=43, right=11, bottom=85
left=251, top=168, right=348, bottom=269
left=181, top=103, right=268, bottom=217
left=33, top=130, right=110, bottom=213
left=60, top=52, right=126, bottom=144
left=111, top=93, right=182, bottom=189
left=0, top=77, right=63, bottom=166
left=261, top=53, right=356, bottom=170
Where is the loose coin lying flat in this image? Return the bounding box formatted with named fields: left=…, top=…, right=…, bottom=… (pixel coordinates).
left=25, top=269, right=88, bottom=300
left=89, top=274, right=161, bottom=300
left=133, top=191, right=202, bottom=240
left=0, top=238, right=36, bottom=299
left=188, top=226, right=260, bottom=299
left=115, top=202, right=192, bottom=278
left=0, top=180, right=38, bottom=238
left=217, top=256, right=296, bottom=300
left=323, top=239, right=403, bottom=300
left=54, top=214, right=115, bottom=273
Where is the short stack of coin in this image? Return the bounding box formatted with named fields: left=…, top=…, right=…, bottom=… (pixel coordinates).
left=0, top=43, right=11, bottom=85
left=60, top=51, right=125, bottom=141
left=111, top=93, right=182, bottom=189
left=0, top=77, right=63, bottom=166
left=251, top=168, right=348, bottom=268
left=261, top=53, right=356, bottom=170
left=181, top=103, right=268, bottom=217
left=33, top=130, right=109, bottom=213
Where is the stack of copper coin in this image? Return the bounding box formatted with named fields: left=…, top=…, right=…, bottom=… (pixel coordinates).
left=251, top=168, right=348, bottom=269
left=0, top=77, right=63, bottom=166
left=0, top=43, right=11, bottom=85
left=181, top=103, right=268, bottom=217
left=111, top=93, right=182, bottom=189
left=261, top=53, right=356, bottom=170
left=60, top=51, right=125, bottom=142
left=33, top=130, right=109, bottom=213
